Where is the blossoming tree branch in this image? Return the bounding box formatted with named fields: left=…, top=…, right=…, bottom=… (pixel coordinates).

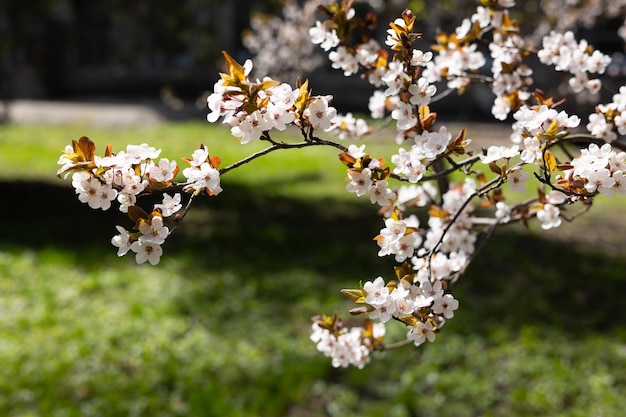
left=57, top=0, right=626, bottom=368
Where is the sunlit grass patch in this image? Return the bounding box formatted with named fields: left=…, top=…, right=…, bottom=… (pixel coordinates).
left=0, top=122, right=401, bottom=200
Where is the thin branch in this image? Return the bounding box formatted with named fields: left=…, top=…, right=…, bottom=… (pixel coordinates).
left=421, top=155, right=481, bottom=181
left=430, top=87, right=455, bottom=104
left=219, top=144, right=283, bottom=176
left=218, top=136, right=348, bottom=176
left=557, top=141, right=575, bottom=161
left=260, top=130, right=279, bottom=145
left=159, top=133, right=350, bottom=234
left=381, top=338, right=414, bottom=350
left=555, top=133, right=626, bottom=153
left=432, top=159, right=449, bottom=203
left=425, top=191, right=476, bottom=279
left=308, top=134, right=350, bottom=152
left=389, top=154, right=481, bottom=185
left=532, top=170, right=586, bottom=198
left=167, top=190, right=198, bottom=235
left=560, top=202, right=592, bottom=222
left=425, top=174, right=504, bottom=279
left=476, top=174, right=506, bottom=197
left=450, top=221, right=498, bottom=284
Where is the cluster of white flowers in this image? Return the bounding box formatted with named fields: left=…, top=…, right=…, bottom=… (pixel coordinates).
left=587, top=86, right=626, bottom=142
left=309, top=8, right=439, bottom=145
left=310, top=321, right=385, bottom=369
left=421, top=2, right=530, bottom=121
left=421, top=3, right=510, bottom=94
left=342, top=146, right=398, bottom=207
left=422, top=41, right=485, bottom=90
left=510, top=104, right=581, bottom=162
left=488, top=27, right=533, bottom=119
left=310, top=7, right=517, bottom=365
left=207, top=75, right=296, bottom=143
left=391, top=126, right=453, bottom=182
left=302, top=97, right=338, bottom=131
left=111, top=215, right=169, bottom=266
left=381, top=62, right=438, bottom=141
left=344, top=165, right=397, bottom=207
left=207, top=57, right=343, bottom=142
left=58, top=139, right=221, bottom=265
left=375, top=215, right=422, bottom=262
left=329, top=46, right=360, bottom=76
left=478, top=144, right=519, bottom=164
left=309, top=19, right=341, bottom=51
left=361, top=276, right=458, bottom=347
left=69, top=172, right=118, bottom=211
left=537, top=31, right=611, bottom=77
left=181, top=148, right=223, bottom=195
left=373, top=183, right=435, bottom=261
left=567, top=143, right=626, bottom=196
left=57, top=143, right=170, bottom=213
left=538, top=30, right=611, bottom=95
left=344, top=167, right=372, bottom=196
left=535, top=202, right=561, bottom=230
left=310, top=1, right=393, bottom=78
left=310, top=7, right=381, bottom=78
left=395, top=183, right=437, bottom=210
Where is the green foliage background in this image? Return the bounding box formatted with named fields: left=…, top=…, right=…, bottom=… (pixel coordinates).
left=0, top=123, right=625, bottom=416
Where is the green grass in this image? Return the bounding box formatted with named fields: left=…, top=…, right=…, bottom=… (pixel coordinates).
left=1, top=122, right=625, bottom=416
left=0, top=122, right=399, bottom=199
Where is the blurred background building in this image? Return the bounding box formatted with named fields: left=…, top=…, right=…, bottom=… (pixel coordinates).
left=1, top=0, right=625, bottom=117
left=0, top=0, right=255, bottom=101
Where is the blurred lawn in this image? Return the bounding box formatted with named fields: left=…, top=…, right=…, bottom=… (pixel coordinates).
left=0, top=121, right=399, bottom=199
left=0, top=122, right=625, bottom=417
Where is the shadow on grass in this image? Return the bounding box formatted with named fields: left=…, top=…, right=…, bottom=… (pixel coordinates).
left=0, top=179, right=390, bottom=275
left=454, top=229, right=626, bottom=336
left=1, top=179, right=625, bottom=338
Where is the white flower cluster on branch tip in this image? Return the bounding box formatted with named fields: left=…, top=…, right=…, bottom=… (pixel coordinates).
left=538, top=30, right=611, bottom=96
left=567, top=143, right=626, bottom=196
left=58, top=139, right=222, bottom=265
left=587, top=86, right=626, bottom=142
left=206, top=53, right=371, bottom=144
left=311, top=320, right=385, bottom=369
left=58, top=0, right=626, bottom=368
